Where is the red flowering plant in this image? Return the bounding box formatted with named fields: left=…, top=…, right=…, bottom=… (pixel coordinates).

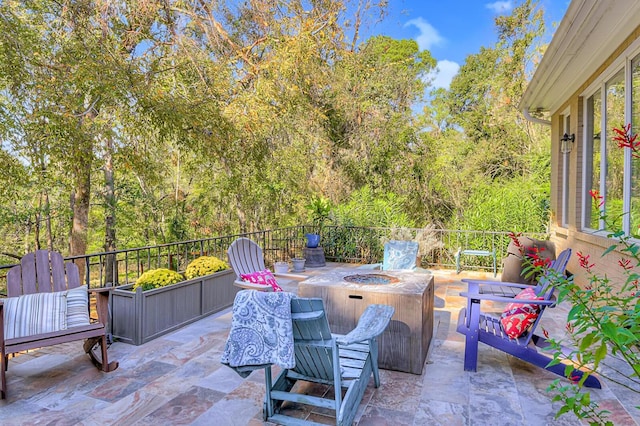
left=507, top=231, right=553, bottom=282
left=533, top=125, right=640, bottom=424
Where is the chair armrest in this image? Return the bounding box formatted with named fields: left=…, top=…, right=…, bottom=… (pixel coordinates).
left=87, top=287, right=114, bottom=294
left=357, top=263, right=382, bottom=270
left=233, top=279, right=274, bottom=292
left=462, top=278, right=534, bottom=289
left=273, top=272, right=308, bottom=280
left=336, top=304, right=394, bottom=346
left=88, top=287, right=112, bottom=325
left=460, top=291, right=556, bottom=306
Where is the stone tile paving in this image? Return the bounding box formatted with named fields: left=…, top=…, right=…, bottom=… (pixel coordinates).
left=0, top=267, right=638, bottom=425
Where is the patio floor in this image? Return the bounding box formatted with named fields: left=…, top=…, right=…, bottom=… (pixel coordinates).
left=1, top=264, right=638, bottom=425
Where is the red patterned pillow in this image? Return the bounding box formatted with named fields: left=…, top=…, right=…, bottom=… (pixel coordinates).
left=500, top=287, right=543, bottom=338
left=240, top=269, right=283, bottom=292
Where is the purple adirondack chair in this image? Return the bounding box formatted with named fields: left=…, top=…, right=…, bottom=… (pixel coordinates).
left=456, top=248, right=601, bottom=388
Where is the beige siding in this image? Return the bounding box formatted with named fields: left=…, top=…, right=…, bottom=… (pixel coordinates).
left=547, top=26, right=640, bottom=289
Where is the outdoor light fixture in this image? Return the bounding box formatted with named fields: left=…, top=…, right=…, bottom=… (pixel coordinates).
left=560, top=133, right=575, bottom=154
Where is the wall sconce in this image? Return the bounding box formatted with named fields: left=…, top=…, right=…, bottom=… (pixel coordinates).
left=560, top=133, right=575, bottom=154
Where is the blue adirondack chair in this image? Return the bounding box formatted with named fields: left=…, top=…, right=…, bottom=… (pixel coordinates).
left=456, top=248, right=601, bottom=388
left=264, top=297, right=394, bottom=425
left=360, top=239, right=419, bottom=271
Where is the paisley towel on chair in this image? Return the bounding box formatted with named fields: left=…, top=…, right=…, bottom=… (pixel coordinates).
left=221, top=290, right=295, bottom=377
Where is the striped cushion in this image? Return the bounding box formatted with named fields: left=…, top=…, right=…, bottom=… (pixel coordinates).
left=66, top=286, right=90, bottom=328
left=2, top=292, right=68, bottom=339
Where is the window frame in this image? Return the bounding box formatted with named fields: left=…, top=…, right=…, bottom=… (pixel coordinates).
left=580, top=42, right=640, bottom=236
left=561, top=111, right=571, bottom=228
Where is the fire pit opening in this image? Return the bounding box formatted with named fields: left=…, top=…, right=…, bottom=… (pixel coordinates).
left=343, top=273, right=400, bottom=285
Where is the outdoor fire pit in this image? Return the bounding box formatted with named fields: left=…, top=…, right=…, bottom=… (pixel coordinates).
left=342, top=273, right=399, bottom=285
left=298, top=269, right=434, bottom=374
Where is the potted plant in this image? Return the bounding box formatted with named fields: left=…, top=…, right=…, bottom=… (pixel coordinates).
left=111, top=256, right=237, bottom=345
left=304, top=195, right=332, bottom=248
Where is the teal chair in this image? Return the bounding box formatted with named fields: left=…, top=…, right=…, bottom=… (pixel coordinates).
left=265, top=297, right=394, bottom=425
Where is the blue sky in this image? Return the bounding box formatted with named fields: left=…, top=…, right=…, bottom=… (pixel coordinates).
left=365, top=0, right=570, bottom=89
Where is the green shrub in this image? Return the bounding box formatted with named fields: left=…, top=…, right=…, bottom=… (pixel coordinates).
left=184, top=256, right=229, bottom=279
left=133, top=268, right=184, bottom=291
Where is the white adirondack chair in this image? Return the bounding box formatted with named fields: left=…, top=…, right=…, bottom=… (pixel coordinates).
left=227, top=237, right=283, bottom=291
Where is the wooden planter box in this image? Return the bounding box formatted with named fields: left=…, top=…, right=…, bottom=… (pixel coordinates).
left=111, top=269, right=237, bottom=345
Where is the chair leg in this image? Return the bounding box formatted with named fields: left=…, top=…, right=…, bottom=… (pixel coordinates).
left=263, top=366, right=273, bottom=420
left=85, top=335, right=118, bottom=372
left=463, top=332, right=479, bottom=372
left=370, top=338, right=380, bottom=387
left=100, top=335, right=109, bottom=372
left=1, top=354, right=6, bottom=399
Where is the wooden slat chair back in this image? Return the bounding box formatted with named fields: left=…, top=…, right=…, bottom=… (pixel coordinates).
left=1, top=250, right=118, bottom=399
left=227, top=237, right=267, bottom=277
left=227, top=237, right=275, bottom=291
left=463, top=247, right=572, bottom=299
left=456, top=248, right=601, bottom=388
left=358, top=239, right=419, bottom=271
left=381, top=240, right=419, bottom=270
left=6, top=250, right=81, bottom=296
left=264, top=297, right=394, bottom=426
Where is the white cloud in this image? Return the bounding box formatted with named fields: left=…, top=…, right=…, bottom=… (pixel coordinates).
left=426, top=60, right=460, bottom=90
left=485, top=1, right=513, bottom=13
left=404, top=17, right=444, bottom=51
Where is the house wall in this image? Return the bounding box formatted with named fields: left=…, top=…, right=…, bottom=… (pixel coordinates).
left=546, top=25, right=640, bottom=288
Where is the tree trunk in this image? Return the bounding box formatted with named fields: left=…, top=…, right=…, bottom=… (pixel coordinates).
left=69, top=150, right=92, bottom=282
left=44, top=191, right=53, bottom=251
left=35, top=193, right=42, bottom=250
left=104, top=136, right=117, bottom=286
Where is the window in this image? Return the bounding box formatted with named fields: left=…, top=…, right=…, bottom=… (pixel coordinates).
left=605, top=70, right=625, bottom=230
left=562, top=114, right=571, bottom=227
left=585, top=91, right=602, bottom=230
left=631, top=56, right=640, bottom=235
left=584, top=55, right=640, bottom=236
left=585, top=69, right=625, bottom=232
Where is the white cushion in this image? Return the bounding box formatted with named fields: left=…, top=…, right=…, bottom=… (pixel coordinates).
left=65, top=285, right=91, bottom=328
left=3, top=292, right=68, bottom=339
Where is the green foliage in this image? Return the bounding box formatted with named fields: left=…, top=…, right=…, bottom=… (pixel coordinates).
left=332, top=186, right=414, bottom=228
left=184, top=256, right=229, bottom=280
left=305, top=196, right=332, bottom=233
left=450, top=177, right=550, bottom=232
left=0, top=0, right=552, bottom=262
left=133, top=268, right=184, bottom=292
left=535, top=131, right=640, bottom=423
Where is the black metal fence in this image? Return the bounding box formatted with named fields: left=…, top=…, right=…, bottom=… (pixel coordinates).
left=0, top=226, right=547, bottom=294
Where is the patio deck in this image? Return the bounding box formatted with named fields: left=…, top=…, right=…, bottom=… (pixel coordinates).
left=1, top=264, right=638, bottom=425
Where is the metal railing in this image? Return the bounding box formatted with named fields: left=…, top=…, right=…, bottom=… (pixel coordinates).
left=0, top=226, right=547, bottom=294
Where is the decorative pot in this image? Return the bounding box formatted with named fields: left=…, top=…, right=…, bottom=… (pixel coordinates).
left=305, top=233, right=320, bottom=248
left=274, top=261, right=289, bottom=274
left=291, top=258, right=306, bottom=272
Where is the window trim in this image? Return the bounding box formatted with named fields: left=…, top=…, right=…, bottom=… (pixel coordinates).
left=580, top=37, right=640, bottom=236
left=561, top=110, right=570, bottom=228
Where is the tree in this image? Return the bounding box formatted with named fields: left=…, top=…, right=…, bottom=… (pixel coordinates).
left=425, top=0, right=551, bottom=231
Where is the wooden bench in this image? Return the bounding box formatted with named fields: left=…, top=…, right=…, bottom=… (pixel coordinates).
left=1, top=250, right=118, bottom=399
